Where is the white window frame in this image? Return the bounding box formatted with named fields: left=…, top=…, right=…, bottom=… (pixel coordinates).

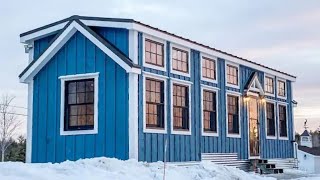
left=264, top=100, right=277, bottom=139
left=142, top=34, right=167, bottom=72
left=143, top=73, right=168, bottom=134
left=170, top=43, right=191, bottom=77
left=225, top=61, right=240, bottom=89
left=170, top=78, right=192, bottom=135
left=200, top=53, right=218, bottom=84
left=277, top=78, right=287, bottom=100
left=59, top=72, right=99, bottom=136
left=226, top=90, right=241, bottom=138
left=264, top=74, right=275, bottom=97
left=201, top=85, right=219, bottom=137
left=277, top=102, right=289, bottom=140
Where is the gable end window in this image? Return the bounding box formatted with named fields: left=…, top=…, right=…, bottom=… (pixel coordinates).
left=202, top=57, right=216, bottom=80
left=278, top=80, right=286, bottom=97
left=145, top=39, right=164, bottom=67
left=173, top=83, right=189, bottom=130
left=172, top=47, right=189, bottom=73
left=227, top=64, right=239, bottom=86
left=227, top=94, right=240, bottom=134
left=203, top=90, right=217, bottom=132
left=145, top=78, right=165, bottom=129
left=266, top=102, right=276, bottom=136
left=60, top=73, right=99, bottom=136
left=279, top=105, right=287, bottom=137
left=265, top=76, right=274, bottom=94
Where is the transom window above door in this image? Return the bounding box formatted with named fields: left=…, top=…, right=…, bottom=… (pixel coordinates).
left=145, top=39, right=164, bottom=67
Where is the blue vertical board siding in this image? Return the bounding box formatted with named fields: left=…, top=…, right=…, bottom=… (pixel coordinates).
left=31, top=30, right=129, bottom=163
left=33, top=33, right=57, bottom=60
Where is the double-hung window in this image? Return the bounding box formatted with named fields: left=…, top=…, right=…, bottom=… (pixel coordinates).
left=145, top=78, right=165, bottom=129
left=203, top=90, right=217, bottom=133
left=266, top=102, right=276, bottom=137
left=227, top=94, right=240, bottom=135
left=172, top=83, right=189, bottom=130
left=145, top=39, right=164, bottom=67
left=265, top=76, right=274, bottom=94
left=278, top=80, right=286, bottom=97
left=278, top=105, right=287, bottom=137
left=226, top=64, right=239, bottom=86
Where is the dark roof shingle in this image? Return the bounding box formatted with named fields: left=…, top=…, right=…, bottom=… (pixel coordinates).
left=298, top=145, right=320, bottom=156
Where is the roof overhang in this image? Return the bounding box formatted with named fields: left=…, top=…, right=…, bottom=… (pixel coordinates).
left=20, top=15, right=296, bottom=81
left=19, top=19, right=140, bottom=83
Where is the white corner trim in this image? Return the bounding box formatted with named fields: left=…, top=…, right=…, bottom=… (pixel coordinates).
left=128, top=73, right=139, bottom=159
left=142, top=34, right=167, bottom=72
left=264, top=100, right=277, bottom=140
left=225, top=61, right=240, bottom=89
left=277, top=102, right=289, bottom=140
left=26, top=80, right=33, bottom=163
left=129, top=30, right=139, bottom=64
left=59, top=73, right=99, bottom=136
left=170, top=79, right=192, bottom=135
left=264, top=74, right=275, bottom=97
left=200, top=53, right=218, bottom=84
left=142, top=74, right=167, bottom=134
left=277, top=78, right=287, bottom=100
left=170, top=43, right=191, bottom=77
left=201, top=86, right=219, bottom=137
left=226, top=91, right=241, bottom=138
left=20, top=21, right=137, bottom=83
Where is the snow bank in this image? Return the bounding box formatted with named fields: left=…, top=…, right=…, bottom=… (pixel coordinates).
left=0, top=158, right=274, bottom=180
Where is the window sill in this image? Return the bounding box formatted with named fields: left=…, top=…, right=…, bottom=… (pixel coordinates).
left=171, top=69, right=191, bottom=78
left=227, top=133, right=241, bottom=138
left=201, top=77, right=217, bottom=84
left=60, top=129, right=98, bottom=136
left=143, top=128, right=167, bottom=134
left=266, top=135, right=277, bottom=140
left=202, top=131, right=218, bottom=137
left=277, top=95, right=287, bottom=100
left=265, top=92, right=275, bottom=97
left=279, top=136, right=289, bottom=140
left=226, top=83, right=240, bottom=89
left=143, top=62, right=166, bottom=72
left=171, top=129, right=191, bottom=135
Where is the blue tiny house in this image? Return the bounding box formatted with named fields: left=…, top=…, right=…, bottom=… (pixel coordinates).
left=19, top=16, right=296, bottom=164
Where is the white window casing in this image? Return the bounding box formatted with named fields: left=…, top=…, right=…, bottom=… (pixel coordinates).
left=170, top=78, right=192, bottom=135
left=142, top=34, right=167, bottom=72
left=226, top=90, right=241, bottom=138
left=142, top=73, right=168, bottom=134
left=59, top=72, right=99, bottom=136
left=225, top=61, right=240, bottom=89
left=201, top=85, right=219, bottom=137
left=200, top=53, right=218, bottom=84
left=170, top=43, right=191, bottom=77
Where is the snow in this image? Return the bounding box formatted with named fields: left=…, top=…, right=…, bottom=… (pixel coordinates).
left=0, top=157, right=275, bottom=180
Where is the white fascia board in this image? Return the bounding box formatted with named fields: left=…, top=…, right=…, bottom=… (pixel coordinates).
left=20, top=22, right=68, bottom=43
left=20, top=21, right=137, bottom=83
left=20, top=19, right=296, bottom=81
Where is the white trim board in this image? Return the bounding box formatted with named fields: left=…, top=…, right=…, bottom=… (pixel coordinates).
left=59, top=73, right=99, bottom=136
left=26, top=80, right=33, bottom=163
left=201, top=86, right=219, bottom=137
left=170, top=79, right=192, bottom=135
left=20, top=20, right=140, bottom=83
left=142, top=74, right=168, bottom=134
left=20, top=18, right=296, bottom=81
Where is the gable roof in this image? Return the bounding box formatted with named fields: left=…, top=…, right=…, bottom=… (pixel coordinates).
left=19, top=15, right=296, bottom=81
left=19, top=19, right=140, bottom=83
left=244, top=72, right=264, bottom=96
left=298, top=145, right=320, bottom=156
left=301, top=130, right=310, bottom=136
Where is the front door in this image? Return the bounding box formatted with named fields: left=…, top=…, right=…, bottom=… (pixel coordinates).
left=248, top=98, right=260, bottom=158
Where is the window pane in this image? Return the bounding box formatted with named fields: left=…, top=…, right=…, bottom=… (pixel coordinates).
left=172, top=48, right=189, bottom=73
left=227, top=95, right=239, bottom=134
left=173, top=84, right=189, bottom=130
left=68, top=82, right=76, bottom=93
left=145, top=39, right=164, bottom=67
left=227, top=65, right=238, bottom=85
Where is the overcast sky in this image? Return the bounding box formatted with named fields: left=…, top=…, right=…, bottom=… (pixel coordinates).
left=1, top=0, right=319, bottom=135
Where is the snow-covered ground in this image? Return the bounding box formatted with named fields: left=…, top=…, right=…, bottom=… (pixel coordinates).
left=0, top=158, right=317, bottom=180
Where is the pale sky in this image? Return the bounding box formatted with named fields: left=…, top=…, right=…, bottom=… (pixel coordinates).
left=0, top=0, right=319, bottom=135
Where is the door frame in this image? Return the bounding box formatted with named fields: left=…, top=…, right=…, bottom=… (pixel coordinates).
left=246, top=94, right=261, bottom=159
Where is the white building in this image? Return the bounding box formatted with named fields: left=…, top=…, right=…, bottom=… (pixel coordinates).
left=297, top=130, right=320, bottom=174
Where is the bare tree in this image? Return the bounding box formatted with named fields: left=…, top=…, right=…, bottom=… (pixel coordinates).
left=0, top=95, right=22, bottom=162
